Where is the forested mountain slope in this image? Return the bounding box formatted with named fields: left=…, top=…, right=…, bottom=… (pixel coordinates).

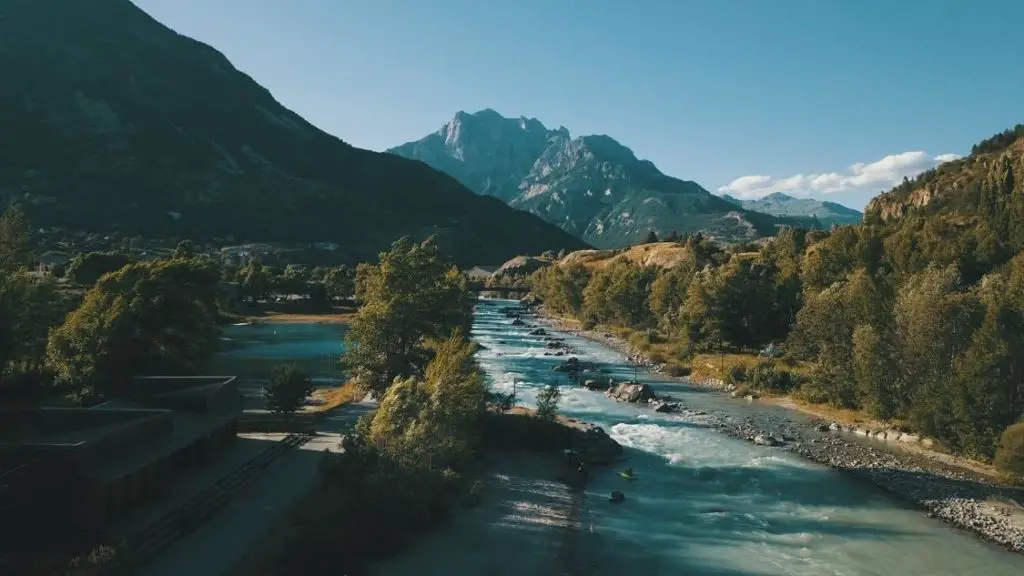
left=0, top=0, right=588, bottom=265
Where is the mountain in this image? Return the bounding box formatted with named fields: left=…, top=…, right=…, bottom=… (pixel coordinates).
left=720, top=192, right=862, bottom=227
left=0, top=0, right=588, bottom=266
left=861, top=124, right=1024, bottom=283
left=390, top=110, right=807, bottom=248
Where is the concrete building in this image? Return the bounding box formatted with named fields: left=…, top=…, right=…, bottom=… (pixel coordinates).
left=0, top=376, right=240, bottom=545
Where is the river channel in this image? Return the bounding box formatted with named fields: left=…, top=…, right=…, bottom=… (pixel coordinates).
left=216, top=302, right=1024, bottom=575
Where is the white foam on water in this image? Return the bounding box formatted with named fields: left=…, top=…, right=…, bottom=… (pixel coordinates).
left=469, top=299, right=1024, bottom=576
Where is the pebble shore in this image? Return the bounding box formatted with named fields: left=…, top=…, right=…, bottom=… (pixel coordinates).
left=534, top=309, right=1024, bottom=554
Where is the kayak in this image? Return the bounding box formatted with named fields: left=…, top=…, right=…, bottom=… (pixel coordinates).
left=619, top=472, right=634, bottom=481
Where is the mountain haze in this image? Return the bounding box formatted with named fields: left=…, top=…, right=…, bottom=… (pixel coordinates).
left=721, top=192, right=862, bottom=227
left=0, top=0, right=588, bottom=265
left=390, top=110, right=809, bottom=248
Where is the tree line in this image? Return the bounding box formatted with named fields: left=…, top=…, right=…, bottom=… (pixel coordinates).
left=530, top=220, right=1024, bottom=477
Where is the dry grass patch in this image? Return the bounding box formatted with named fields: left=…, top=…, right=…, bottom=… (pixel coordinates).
left=308, top=379, right=364, bottom=413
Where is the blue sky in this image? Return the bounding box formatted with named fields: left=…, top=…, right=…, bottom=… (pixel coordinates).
left=133, top=0, right=1023, bottom=209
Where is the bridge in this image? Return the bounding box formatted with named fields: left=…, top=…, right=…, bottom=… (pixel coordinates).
left=467, top=282, right=531, bottom=294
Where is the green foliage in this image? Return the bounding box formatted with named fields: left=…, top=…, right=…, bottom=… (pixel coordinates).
left=745, top=360, right=793, bottom=392
left=643, top=230, right=660, bottom=244
left=530, top=263, right=590, bottom=315
left=994, top=423, right=1024, bottom=480
left=365, top=334, right=487, bottom=471
left=535, top=385, right=561, bottom=421
left=0, top=203, right=30, bottom=271
left=345, top=237, right=473, bottom=399
left=322, top=265, right=354, bottom=300
left=971, top=124, right=1024, bottom=156
left=46, top=259, right=221, bottom=396
left=582, top=260, right=657, bottom=328
left=264, top=363, right=314, bottom=414
left=66, top=251, right=132, bottom=286
left=172, top=239, right=198, bottom=260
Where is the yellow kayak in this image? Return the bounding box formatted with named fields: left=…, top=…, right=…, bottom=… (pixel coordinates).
left=619, top=471, right=634, bottom=481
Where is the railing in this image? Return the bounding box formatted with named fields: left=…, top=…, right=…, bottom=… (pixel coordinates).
left=108, top=433, right=313, bottom=573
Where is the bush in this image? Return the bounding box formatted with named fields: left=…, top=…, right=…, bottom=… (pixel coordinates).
left=666, top=364, right=691, bottom=377
left=725, top=365, right=746, bottom=387
left=644, top=329, right=663, bottom=344
left=265, top=363, right=314, bottom=414
left=581, top=319, right=596, bottom=330
left=536, top=385, right=561, bottom=421
left=994, top=423, right=1024, bottom=480
left=746, top=361, right=794, bottom=392
left=649, top=351, right=667, bottom=364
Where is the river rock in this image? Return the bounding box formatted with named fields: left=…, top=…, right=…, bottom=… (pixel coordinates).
left=584, top=378, right=612, bottom=392
left=553, top=357, right=583, bottom=372
left=898, top=433, right=921, bottom=444
left=654, top=401, right=681, bottom=414
left=828, top=422, right=841, bottom=432
left=529, top=328, right=547, bottom=336
left=606, top=382, right=656, bottom=403
left=510, top=318, right=525, bottom=326
left=754, top=434, right=778, bottom=447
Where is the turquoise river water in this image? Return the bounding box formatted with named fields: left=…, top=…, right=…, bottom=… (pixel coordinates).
left=218, top=300, right=1024, bottom=575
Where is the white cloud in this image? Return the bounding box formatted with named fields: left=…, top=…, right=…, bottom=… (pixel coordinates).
left=718, top=150, right=962, bottom=200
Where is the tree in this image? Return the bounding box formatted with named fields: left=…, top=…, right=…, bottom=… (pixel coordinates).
left=994, top=423, right=1024, bottom=480
left=47, top=259, right=221, bottom=396
left=172, top=239, right=198, bottom=260
left=242, top=259, right=270, bottom=302
left=530, top=263, right=590, bottom=315
left=852, top=324, right=901, bottom=419
left=344, top=238, right=472, bottom=399
left=265, top=363, right=314, bottom=415
left=535, top=385, right=561, bottom=421
left=0, top=203, right=29, bottom=271
left=643, top=230, right=660, bottom=244
left=66, top=251, right=132, bottom=286
left=366, top=333, right=487, bottom=469
left=322, top=266, right=354, bottom=300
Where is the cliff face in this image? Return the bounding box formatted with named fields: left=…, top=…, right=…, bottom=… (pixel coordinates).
left=865, top=139, right=1024, bottom=224
left=391, top=110, right=808, bottom=248
left=0, top=0, right=588, bottom=265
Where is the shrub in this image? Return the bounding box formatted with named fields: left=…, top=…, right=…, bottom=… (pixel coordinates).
left=644, top=329, right=663, bottom=344
left=725, top=365, right=747, bottom=387
left=649, top=351, right=667, bottom=364
left=536, top=385, right=562, bottom=421
left=746, top=361, right=794, bottom=392
left=581, top=319, right=596, bottom=330
left=666, top=364, right=691, bottom=377
left=265, top=363, right=314, bottom=414
left=994, top=423, right=1024, bottom=480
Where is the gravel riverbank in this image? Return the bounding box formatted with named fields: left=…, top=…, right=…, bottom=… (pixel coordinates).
left=529, top=307, right=1024, bottom=554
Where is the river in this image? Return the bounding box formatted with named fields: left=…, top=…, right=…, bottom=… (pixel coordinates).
left=216, top=303, right=1024, bottom=575
left=471, top=298, right=1024, bottom=575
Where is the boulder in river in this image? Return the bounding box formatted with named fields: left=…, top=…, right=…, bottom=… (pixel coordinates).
left=754, top=434, right=778, bottom=447
left=529, top=328, right=547, bottom=336
left=584, top=378, right=612, bottom=392
left=609, top=490, right=625, bottom=503
left=606, top=382, right=656, bottom=403
left=553, top=357, right=584, bottom=373
left=654, top=401, right=681, bottom=414
left=510, top=318, right=525, bottom=326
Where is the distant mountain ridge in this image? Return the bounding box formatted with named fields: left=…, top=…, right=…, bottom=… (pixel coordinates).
left=390, top=110, right=810, bottom=248
left=720, top=192, right=862, bottom=227
left=0, top=0, right=588, bottom=265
